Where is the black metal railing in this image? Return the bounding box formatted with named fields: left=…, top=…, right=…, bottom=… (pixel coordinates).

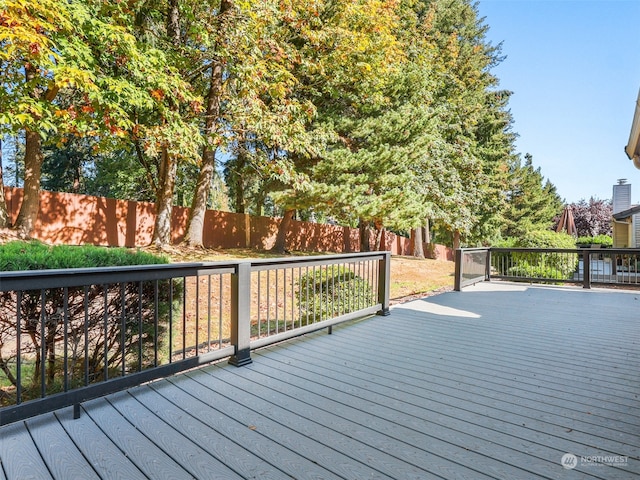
left=454, top=247, right=640, bottom=290
left=0, top=252, right=390, bottom=425
left=454, top=248, right=490, bottom=290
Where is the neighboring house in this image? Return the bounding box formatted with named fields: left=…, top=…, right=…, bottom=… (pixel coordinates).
left=625, top=88, right=640, bottom=169
left=615, top=90, right=640, bottom=248
left=612, top=180, right=640, bottom=247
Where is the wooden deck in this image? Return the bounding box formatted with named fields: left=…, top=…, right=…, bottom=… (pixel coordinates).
left=1, top=282, right=638, bottom=479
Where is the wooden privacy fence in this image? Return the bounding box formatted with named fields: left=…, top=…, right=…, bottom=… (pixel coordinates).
left=1, top=187, right=439, bottom=256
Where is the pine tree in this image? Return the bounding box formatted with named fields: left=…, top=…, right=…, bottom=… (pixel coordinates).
left=503, top=154, right=564, bottom=238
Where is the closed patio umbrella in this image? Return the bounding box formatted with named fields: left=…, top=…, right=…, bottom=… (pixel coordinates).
left=556, top=206, right=578, bottom=237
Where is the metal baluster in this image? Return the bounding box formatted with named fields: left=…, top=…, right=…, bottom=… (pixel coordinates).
left=63, top=287, right=69, bottom=392
left=40, top=289, right=46, bottom=398
left=218, top=274, right=223, bottom=348
left=16, top=290, right=22, bottom=404
left=153, top=281, right=159, bottom=367
left=138, top=281, right=143, bottom=371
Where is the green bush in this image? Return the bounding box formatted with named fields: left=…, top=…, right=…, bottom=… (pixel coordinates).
left=492, top=237, right=518, bottom=248
left=0, top=242, right=173, bottom=406
left=515, top=230, right=577, bottom=250
left=575, top=235, right=613, bottom=247
left=0, top=241, right=168, bottom=271
left=507, top=263, right=565, bottom=283
left=296, top=266, right=374, bottom=322
left=512, top=231, right=578, bottom=279
left=492, top=231, right=578, bottom=280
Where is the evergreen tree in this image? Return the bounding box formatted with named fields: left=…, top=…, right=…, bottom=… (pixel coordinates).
left=503, top=154, right=564, bottom=238
left=469, top=89, right=518, bottom=245
left=423, top=0, right=511, bottom=248
left=266, top=0, right=406, bottom=251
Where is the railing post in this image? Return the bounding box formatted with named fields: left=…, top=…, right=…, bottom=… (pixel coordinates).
left=229, top=262, right=253, bottom=366
left=583, top=250, right=591, bottom=289
left=454, top=249, right=463, bottom=291
left=485, top=249, right=492, bottom=282
left=377, top=251, right=391, bottom=316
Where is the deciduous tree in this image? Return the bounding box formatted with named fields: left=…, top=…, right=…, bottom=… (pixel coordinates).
left=561, top=198, right=612, bottom=237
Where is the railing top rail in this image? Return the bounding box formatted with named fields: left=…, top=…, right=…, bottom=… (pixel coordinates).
left=490, top=247, right=640, bottom=254
left=490, top=247, right=582, bottom=253
left=0, top=252, right=389, bottom=290
left=0, top=262, right=239, bottom=291
left=248, top=251, right=389, bottom=271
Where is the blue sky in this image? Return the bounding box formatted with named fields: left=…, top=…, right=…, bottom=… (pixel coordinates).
left=477, top=0, right=640, bottom=204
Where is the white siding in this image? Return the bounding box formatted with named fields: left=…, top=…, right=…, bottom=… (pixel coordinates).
left=613, top=183, right=632, bottom=214
left=634, top=213, right=640, bottom=247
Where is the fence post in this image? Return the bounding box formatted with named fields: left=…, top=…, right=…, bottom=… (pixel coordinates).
left=583, top=250, right=591, bottom=289
left=485, top=249, right=492, bottom=282
left=229, top=262, right=253, bottom=366
left=454, top=249, right=463, bottom=291
left=377, top=251, right=391, bottom=316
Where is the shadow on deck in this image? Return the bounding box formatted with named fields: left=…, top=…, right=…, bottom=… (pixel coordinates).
left=1, top=282, right=638, bottom=479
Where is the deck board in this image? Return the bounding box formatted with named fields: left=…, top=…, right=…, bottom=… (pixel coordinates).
left=26, top=413, right=100, bottom=480
left=0, top=421, right=53, bottom=480
left=54, top=407, right=148, bottom=480
left=270, top=335, right=638, bottom=455
left=151, top=377, right=345, bottom=479
left=196, top=366, right=465, bottom=480
left=105, top=390, right=243, bottom=480
left=83, top=397, right=195, bottom=479
left=211, top=357, right=520, bottom=480
left=1, top=282, right=639, bottom=480
left=126, top=386, right=288, bottom=480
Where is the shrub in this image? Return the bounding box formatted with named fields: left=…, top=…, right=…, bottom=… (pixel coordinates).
left=492, top=231, right=578, bottom=280
left=575, top=235, right=613, bottom=247
left=515, top=230, right=577, bottom=250
left=0, top=242, right=173, bottom=405
left=0, top=241, right=168, bottom=271
left=296, top=266, right=374, bottom=322
left=512, top=231, right=578, bottom=279
left=507, top=263, right=566, bottom=283
left=492, top=237, right=518, bottom=248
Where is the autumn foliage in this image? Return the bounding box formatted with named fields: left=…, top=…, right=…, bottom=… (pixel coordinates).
left=0, top=0, right=561, bottom=250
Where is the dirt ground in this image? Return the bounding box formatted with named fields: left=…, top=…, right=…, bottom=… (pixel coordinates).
left=387, top=255, right=455, bottom=303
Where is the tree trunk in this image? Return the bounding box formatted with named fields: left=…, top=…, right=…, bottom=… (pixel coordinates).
left=373, top=220, right=384, bottom=251
left=0, top=139, right=10, bottom=228
left=235, top=176, right=245, bottom=213
left=255, top=191, right=264, bottom=217
left=151, top=0, right=182, bottom=248
left=151, top=147, right=177, bottom=248
left=14, top=65, right=51, bottom=237
left=271, top=209, right=294, bottom=253
left=423, top=217, right=431, bottom=244
left=358, top=218, right=370, bottom=252
left=234, top=148, right=246, bottom=213
left=166, top=0, right=181, bottom=42
left=14, top=129, right=43, bottom=237
left=453, top=230, right=461, bottom=250
left=184, top=0, right=233, bottom=247
left=185, top=146, right=216, bottom=247
left=411, top=227, right=424, bottom=258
